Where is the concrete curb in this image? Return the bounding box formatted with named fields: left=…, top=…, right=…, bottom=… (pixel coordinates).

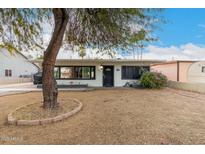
left=7, top=99, right=83, bottom=126
left=0, top=91, right=32, bottom=97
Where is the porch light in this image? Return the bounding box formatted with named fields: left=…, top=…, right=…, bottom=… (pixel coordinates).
left=99, top=65, right=103, bottom=70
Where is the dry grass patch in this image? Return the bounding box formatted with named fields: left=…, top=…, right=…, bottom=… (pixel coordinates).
left=0, top=88, right=205, bottom=144
left=12, top=100, right=78, bottom=120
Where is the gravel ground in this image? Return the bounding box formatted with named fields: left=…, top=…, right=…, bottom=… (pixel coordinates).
left=0, top=88, right=205, bottom=145
left=13, top=99, right=78, bottom=120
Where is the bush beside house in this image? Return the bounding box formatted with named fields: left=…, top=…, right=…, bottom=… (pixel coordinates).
left=140, top=72, right=167, bottom=89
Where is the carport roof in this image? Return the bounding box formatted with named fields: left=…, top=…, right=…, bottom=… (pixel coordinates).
left=151, top=60, right=197, bottom=66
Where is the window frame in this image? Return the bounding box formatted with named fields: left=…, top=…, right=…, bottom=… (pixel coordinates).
left=121, top=66, right=150, bottom=80
left=55, top=66, right=96, bottom=80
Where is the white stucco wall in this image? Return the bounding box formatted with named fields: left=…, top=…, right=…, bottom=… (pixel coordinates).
left=187, top=61, right=205, bottom=83
left=54, top=60, right=159, bottom=87
left=0, top=49, right=39, bottom=78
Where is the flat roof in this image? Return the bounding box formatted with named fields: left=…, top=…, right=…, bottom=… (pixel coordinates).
left=34, top=59, right=164, bottom=63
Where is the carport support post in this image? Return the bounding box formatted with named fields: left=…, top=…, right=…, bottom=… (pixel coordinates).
left=177, top=61, right=179, bottom=82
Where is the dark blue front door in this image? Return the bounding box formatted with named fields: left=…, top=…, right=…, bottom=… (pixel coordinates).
left=103, top=66, right=114, bottom=87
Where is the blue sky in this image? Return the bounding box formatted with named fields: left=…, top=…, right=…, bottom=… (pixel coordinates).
left=153, top=8, right=205, bottom=47
left=131, top=8, right=205, bottom=60
left=116, top=9, right=205, bottom=60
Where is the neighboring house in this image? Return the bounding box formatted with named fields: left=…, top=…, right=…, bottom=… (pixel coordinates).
left=0, top=49, right=39, bottom=84
left=150, top=60, right=205, bottom=83
left=36, top=59, right=163, bottom=87
left=187, top=61, right=205, bottom=83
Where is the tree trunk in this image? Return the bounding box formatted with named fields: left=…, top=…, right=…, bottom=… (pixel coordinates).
left=42, top=8, right=68, bottom=109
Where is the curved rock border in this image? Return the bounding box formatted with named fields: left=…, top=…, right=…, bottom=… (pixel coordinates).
left=8, top=98, right=83, bottom=126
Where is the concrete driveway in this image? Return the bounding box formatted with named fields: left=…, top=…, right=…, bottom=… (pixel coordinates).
left=0, top=82, right=39, bottom=96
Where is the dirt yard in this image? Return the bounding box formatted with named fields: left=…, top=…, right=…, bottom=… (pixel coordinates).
left=0, top=88, right=205, bottom=145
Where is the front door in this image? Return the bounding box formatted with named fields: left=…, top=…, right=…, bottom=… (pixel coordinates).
left=103, top=65, right=114, bottom=87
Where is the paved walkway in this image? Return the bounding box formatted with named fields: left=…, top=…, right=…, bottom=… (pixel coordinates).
left=0, top=82, right=35, bottom=88
left=0, top=82, right=39, bottom=96
left=0, top=82, right=93, bottom=96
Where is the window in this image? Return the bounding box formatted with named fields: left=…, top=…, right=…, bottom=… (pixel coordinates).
left=5, top=69, right=12, bottom=77
left=121, top=66, right=149, bottom=79
left=54, top=67, right=60, bottom=79
left=56, top=66, right=95, bottom=80
left=61, top=67, right=74, bottom=78
left=81, top=67, right=91, bottom=79
left=9, top=70, right=12, bottom=77
left=5, top=70, right=8, bottom=77
left=202, top=66, right=205, bottom=73
left=90, top=67, right=95, bottom=79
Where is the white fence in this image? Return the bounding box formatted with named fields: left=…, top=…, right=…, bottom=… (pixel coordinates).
left=168, top=81, right=205, bottom=93
left=0, top=77, right=32, bottom=85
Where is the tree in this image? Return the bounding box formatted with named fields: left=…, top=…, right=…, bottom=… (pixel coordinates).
left=0, top=8, right=162, bottom=109
left=129, top=29, right=146, bottom=59
left=78, top=45, right=86, bottom=59
left=129, top=27, right=158, bottom=59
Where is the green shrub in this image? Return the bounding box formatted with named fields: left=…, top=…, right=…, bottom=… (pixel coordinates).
left=140, top=72, right=167, bottom=89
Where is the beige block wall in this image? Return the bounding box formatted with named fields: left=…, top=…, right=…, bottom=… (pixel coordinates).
left=151, top=63, right=178, bottom=81
left=168, top=81, right=205, bottom=94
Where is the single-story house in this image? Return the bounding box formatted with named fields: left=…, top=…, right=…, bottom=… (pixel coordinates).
left=151, top=60, right=205, bottom=83
left=0, top=49, right=39, bottom=84
left=35, top=59, right=163, bottom=87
